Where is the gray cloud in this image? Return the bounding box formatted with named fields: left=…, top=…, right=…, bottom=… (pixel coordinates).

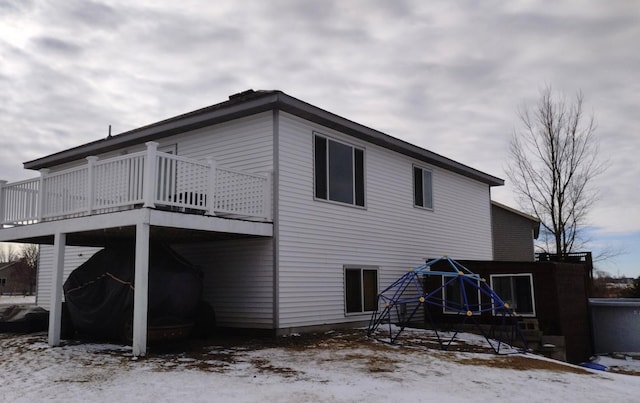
left=67, top=0, right=122, bottom=29
left=31, top=36, right=83, bottom=55
left=0, top=0, right=638, bottom=272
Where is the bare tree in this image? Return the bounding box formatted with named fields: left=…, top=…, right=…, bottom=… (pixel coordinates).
left=20, top=244, right=39, bottom=272
left=506, top=86, right=606, bottom=257
left=0, top=243, right=20, bottom=263
left=7, top=244, right=39, bottom=295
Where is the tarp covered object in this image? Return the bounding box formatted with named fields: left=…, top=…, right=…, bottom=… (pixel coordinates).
left=63, top=242, right=202, bottom=341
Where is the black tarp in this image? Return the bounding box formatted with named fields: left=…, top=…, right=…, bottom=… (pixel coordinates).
left=63, top=242, right=202, bottom=341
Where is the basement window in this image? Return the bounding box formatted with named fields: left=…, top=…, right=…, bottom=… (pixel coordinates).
left=314, top=134, right=365, bottom=207
left=345, top=267, right=378, bottom=314
left=491, top=274, right=536, bottom=316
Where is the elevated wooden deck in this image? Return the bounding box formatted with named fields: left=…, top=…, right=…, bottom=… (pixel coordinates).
left=0, top=142, right=272, bottom=242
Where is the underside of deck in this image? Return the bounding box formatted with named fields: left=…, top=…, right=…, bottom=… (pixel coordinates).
left=0, top=207, right=273, bottom=246
left=0, top=207, right=273, bottom=357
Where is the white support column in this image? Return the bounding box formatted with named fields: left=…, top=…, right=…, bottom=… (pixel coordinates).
left=132, top=222, right=150, bottom=356
left=205, top=159, right=217, bottom=216
left=142, top=142, right=158, bottom=208
left=86, top=156, right=98, bottom=214
left=37, top=169, right=49, bottom=222
left=0, top=180, right=7, bottom=224
left=48, top=232, right=66, bottom=347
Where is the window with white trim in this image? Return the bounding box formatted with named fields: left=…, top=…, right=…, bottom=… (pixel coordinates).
left=314, top=134, right=365, bottom=207
left=345, top=267, right=378, bottom=313
left=490, top=274, right=535, bottom=316
left=442, top=277, right=481, bottom=314
left=413, top=166, right=433, bottom=209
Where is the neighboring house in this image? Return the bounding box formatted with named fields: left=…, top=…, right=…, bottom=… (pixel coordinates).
left=491, top=201, right=540, bottom=262
left=0, top=261, right=34, bottom=295
left=0, top=89, right=503, bottom=355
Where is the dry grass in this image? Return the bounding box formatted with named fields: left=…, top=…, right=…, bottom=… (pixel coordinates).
left=250, top=357, right=300, bottom=377
left=451, top=355, right=593, bottom=375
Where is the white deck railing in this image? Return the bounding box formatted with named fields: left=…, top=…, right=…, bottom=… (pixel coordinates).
left=0, top=142, right=272, bottom=226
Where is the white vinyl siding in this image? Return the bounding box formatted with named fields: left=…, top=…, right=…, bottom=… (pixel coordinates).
left=38, top=239, right=274, bottom=329
left=35, top=112, right=275, bottom=321
left=173, top=238, right=273, bottom=328
left=36, top=246, right=101, bottom=308
left=170, top=111, right=273, bottom=173
left=276, top=112, right=493, bottom=328
left=167, top=112, right=275, bottom=327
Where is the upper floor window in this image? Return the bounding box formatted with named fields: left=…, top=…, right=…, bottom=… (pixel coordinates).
left=413, top=166, right=433, bottom=209
left=314, top=135, right=365, bottom=207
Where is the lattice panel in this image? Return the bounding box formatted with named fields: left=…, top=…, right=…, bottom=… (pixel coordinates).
left=214, top=167, right=267, bottom=217
left=156, top=154, right=209, bottom=210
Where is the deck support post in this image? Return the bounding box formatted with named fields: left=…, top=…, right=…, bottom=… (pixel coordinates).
left=48, top=232, right=66, bottom=347
left=132, top=222, right=150, bottom=356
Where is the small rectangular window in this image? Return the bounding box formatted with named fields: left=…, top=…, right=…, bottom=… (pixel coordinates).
left=413, top=166, right=433, bottom=209
left=442, top=276, right=481, bottom=314
left=314, top=134, right=365, bottom=207
left=345, top=267, right=378, bottom=313
left=491, top=274, right=535, bottom=316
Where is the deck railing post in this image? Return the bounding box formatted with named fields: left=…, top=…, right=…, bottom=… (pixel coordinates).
left=0, top=180, right=7, bottom=224
left=86, top=156, right=98, bottom=214
left=37, top=169, right=49, bottom=222
left=264, top=171, right=273, bottom=221
left=142, top=142, right=158, bottom=208
left=206, top=159, right=217, bottom=216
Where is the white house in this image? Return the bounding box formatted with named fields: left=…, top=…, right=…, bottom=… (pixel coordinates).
left=0, top=89, right=503, bottom=355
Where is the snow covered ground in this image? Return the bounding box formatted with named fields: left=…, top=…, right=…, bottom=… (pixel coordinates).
left=0, top=295, right=36, bottom=305
left=2, top=326, right=640, bottom=402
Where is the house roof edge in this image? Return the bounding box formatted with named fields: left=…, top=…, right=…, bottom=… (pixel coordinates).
left=24, top=89, right=504, bottom=186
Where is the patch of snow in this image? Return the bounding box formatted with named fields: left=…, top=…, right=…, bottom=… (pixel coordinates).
left=1, top=328, right=640, bottom=402
left=0, top=295, right=36, bottom=305
left=591, top=354, right=640, bottom=373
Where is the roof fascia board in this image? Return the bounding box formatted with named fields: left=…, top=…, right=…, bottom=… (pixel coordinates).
left=491, top=200, right=540, bottom=223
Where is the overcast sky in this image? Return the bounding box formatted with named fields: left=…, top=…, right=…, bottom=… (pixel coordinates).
left=1, top=0, right=638, bottom=275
